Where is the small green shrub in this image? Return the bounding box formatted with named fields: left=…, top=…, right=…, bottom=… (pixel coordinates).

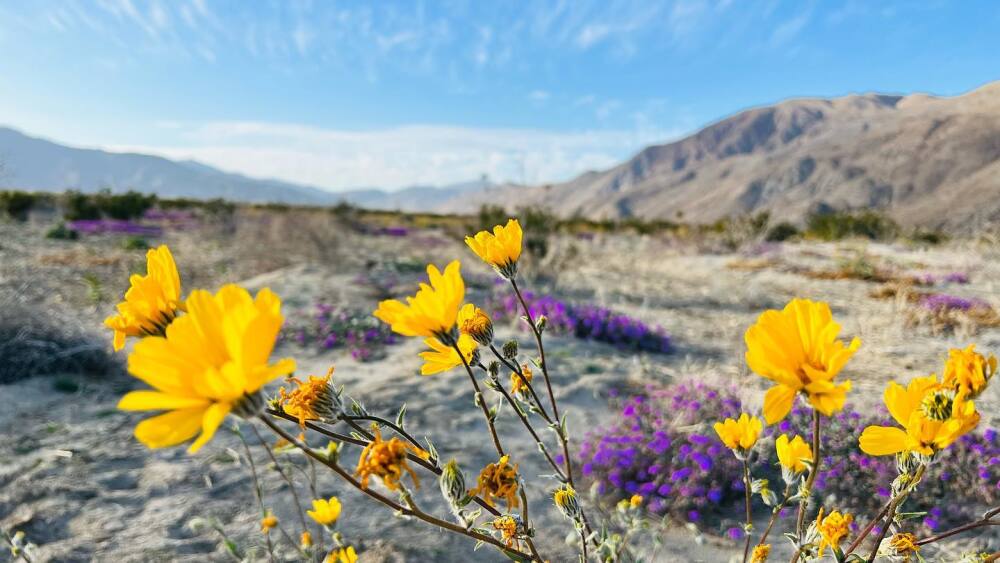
left=62, top=190, right=101, bottom=220
left=45, top=223, right=79, bottom=240
left=94, top=189, right=156, bottom=220
left=0, top=190, right=37, bottom=220
left=121, top=236, right=149, bottom=251
left=805, top=210, right=899, bottom=241
left=765, top=222, right=800, bottom=242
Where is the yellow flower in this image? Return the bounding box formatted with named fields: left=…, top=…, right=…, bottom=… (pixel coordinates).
left=300, top=531, right=313, bottom=548
left=374, top=261, right=465, bottom=339
left=491, top=515, right=520, bottom=548
left=511, top=364, right=533, bottom=396
left=279, top=367, right=340, bottom=426
left=815, top=508, right=852, bottom=557
left=751, top=544, right=770, bottom=563
left=104, top=245, right=183, bottom=351
left=471, top=455, right=520, bottom=509
left=713, top=413, right=763, bottom=452
left=889, top=532, right=919, bottom=555
left=859, top=374, right=980, bottom=456
left=460, top=304, right=494, bottom=346
left=942, top=345, right=996, bottom=398
left=307, top=497, right=342, bottom=526
left=629, top=494, right=643, bottom=509
left=419, top=334, right=478, bottom=375
left=465, top=219, right=523, bottom=277
left=775, top=434, right=813, bottom=473
left=355, top=428, right=425, bottom=491
left=745, top=298, right=861, bottom=423
left=261, top=511, right=278, bottom=533
left=118, top=284, right=295, bottom=453
left=324, top=546, right=358, bottom=563
left=553, top=484, right=581, bottom=520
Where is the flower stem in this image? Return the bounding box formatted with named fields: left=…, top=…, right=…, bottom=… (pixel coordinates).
left=488, top=343, right=553, bottom=424
left=234, top=425, right=276, bottom=563
left=914, top=505, right=1000, bottom=546
left=450, top=338, right=506, bottom=457
left=790, top=410, right=821, bottom=563
left=742, top=460, right=753, bottom=563
left=258, top=414, right=541, bottom=561
left=248, top=423, right=312, bottom=537
left=756, top=483, right=795, bottom=547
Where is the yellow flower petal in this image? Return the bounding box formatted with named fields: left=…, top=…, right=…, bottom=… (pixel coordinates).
left=118, top=390, right=209, bottom=411
left=763, top=384, right=797, bottom=424
left=188, top=402, right=231, bottom=453
left=134, top=407, right=208, bottom=449
left=858, top=425, right=908, bottom=456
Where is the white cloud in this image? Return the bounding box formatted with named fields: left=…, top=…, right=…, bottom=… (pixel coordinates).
left=106, top=121, right=685, bottom=190
left=770, top=11, right=811, bottom=47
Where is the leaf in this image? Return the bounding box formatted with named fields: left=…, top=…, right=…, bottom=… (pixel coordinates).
left=395, top=404, right=407, bottom=429
left=423, top=436, right=439, bottom=462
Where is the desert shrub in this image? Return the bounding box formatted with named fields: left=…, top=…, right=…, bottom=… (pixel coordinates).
left=805, top=210, right=899, bottom=241
left=93, top=189, right=157, bottom=220
left=492, top=290, right=672, bottom=353
left=45, top=223, right=79, bottom=240
left=121, top=236, right=149, bottom=250
left=62, top=190, right=101, bottom=220
left=281, top=303, right=399, bottom=362
left=764, top=221, right=799, bottom=242
left=583, top=381, right=1000, bottom=534
left=0, top=298, right=119, bottom=383
left=910, top=229, right=947, bottom=245
left=0, top=190, right=37, bottom=220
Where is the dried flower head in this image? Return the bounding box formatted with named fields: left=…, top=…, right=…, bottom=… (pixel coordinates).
left=942, top=344, right=996, bottom=398
left=465, top=219, right=522, bottom=278
left=307, top=497, right=342, bottom=526
left=374, top=260, right=465, bottom=339
left=491, top=515, right=521, bottom=548
left=751, top=544, right=770, bottom=563
left=355, top=428, right=426, bottom=491
left=279, top=367, right=341, bottom=427
left=860, top=374, right=980, bottom=456
left=460, top=304, right=494, bottom=346
left=118, top=285, right=295, bottom=453
left=471, top=455, right=520, bottom=509
left=745, top=298, right=860, bottom=423
left=105, top=245, right=182, bottom=351
left=888, top=532, right=919, bottom=556
left=815, top=508, right=852, bottom=557
left=511, top=364, right=533, bottom=396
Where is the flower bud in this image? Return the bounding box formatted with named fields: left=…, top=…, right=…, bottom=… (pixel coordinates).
left=502, top=340, right=519, bottom=360
left=439, top=459, right=467, bottom=508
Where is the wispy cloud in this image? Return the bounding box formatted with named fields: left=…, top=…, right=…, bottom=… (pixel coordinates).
left=108, top=121, right=686, bottom=190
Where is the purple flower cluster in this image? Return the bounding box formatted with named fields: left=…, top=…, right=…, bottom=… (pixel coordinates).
left=583, top=380, right=1000, bottom=536
left=68, top=219, right=162, bottom=236
left=915, top=272, right=971, bottom=285
left=282, top=303, right=398, bottom=362
left=143, top=208, right=199, bottom=227
left=493, top=291, right=671, bottom=353
left=920, top=293, right=989, bottom=312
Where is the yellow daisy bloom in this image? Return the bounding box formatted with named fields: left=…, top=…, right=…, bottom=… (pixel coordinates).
left=815, top=508, right=852, bottom=557
left=942, top=344, right=996, bottom=398
left=465, top=219, right=523, bottom=278
left=324, top=546, right=358, bottom=563
left=260, top=511, right=278, bottom=533
left=307, top=497, right=342, bottom=526
left=629, top=494, right=643, bottom=509
left=419, top=334, right=478, bottom=375
left=118, top=284, right=295, bottom=453
left=713, top=413, right=763, bottom=452
left=775, top=434, right=813, bottom=473
left=104, top=245, right=183, bottom=351
left=460, top=304, right=494, bottom=346
left=374, top=260, right=465, bottom=338
left=859, top=374, right=980, bottom=457
left=745, top=298, right=861, bottom=423
left=751, top=544, right=770, bottom=563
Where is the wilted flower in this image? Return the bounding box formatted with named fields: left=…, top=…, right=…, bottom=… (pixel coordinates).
left=118, top=285, right=295, bottom=453
left=465, top=219, right=522, bottom=278
left=859, top=374, right=980, bottom=456
left=511, top=364, right=533, bottom=396
left=751, top=544, right=770, bottom=563
left=745, top=298, right=860, bottom=423
left=307, top=497, right=342, bottom=526
left=713, top=413, right=763, bottom=456
left=775, top=434, right=813, bottom=474
left=491, top=515, right=521, bottom=548
left=374, top=261, right=465, bottom=339
left=888, top=532, right=919, bottom=557
left=279, top=367, right=341, bottom=426
left=815, top=508, right=852, bottom=557
left=105, top=245, right=182, bottom=351
left=942, top=345, right=996, bottom=398
left=471, top=455, right=520, bottom=509
left=460, top=304, right=494, bottom=346
left=355, top=428, right=426, bottom=491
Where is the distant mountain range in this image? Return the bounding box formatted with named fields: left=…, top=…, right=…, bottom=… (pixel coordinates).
left=0, top=126, right=490, bottom=211
left=442, top=81, right=1000, bottom=231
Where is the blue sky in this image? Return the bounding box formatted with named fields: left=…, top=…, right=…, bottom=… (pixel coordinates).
left=1, top=0, right=999, bottom=190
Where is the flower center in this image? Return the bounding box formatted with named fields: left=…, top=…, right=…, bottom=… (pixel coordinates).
left=920, top=389, right=954, bottom=421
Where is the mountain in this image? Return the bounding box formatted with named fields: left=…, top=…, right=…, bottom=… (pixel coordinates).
left=0, top=127, right=489, bottom=209
left=440, top=81, right=1000, bottom=231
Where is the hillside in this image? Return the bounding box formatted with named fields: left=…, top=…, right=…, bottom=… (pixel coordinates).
left=442, top=81, right=1000, bottom=231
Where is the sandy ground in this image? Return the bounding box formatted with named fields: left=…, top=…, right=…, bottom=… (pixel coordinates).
left=2, top=220, right=1000, bottom=562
